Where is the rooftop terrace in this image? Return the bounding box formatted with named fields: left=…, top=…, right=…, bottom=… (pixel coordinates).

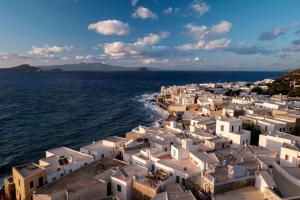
left=35, top=158, right=126, bottom=194
left=14, top=163, right=45, bottom=178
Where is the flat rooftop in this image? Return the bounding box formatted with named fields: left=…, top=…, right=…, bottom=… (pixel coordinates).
left=282, top=142, right=300, bottom=151
left=112, top=164, right=146, bottom=181
left=218, top=117, right=241, bottom=123
left=80, top=140, right=113, bottom=152
left=153, top=190, right=196, bottom=200
left=47, top=146, right=93, bottom=160
left=105, top=136, right=126, bottom=143
left=156, top=157, right=201, bottom=175
left=35, top=158, right=126, bottom=194
left=262, top=132, right=300, bottom=142
left=14, top=163, right=45, bottom=178
left=272, top=167, right=300, bottom=198
left=214, top=186, right=264, bottom=200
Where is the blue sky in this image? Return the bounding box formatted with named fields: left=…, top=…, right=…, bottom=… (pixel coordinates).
left=0, top=0, right=300, bottom=70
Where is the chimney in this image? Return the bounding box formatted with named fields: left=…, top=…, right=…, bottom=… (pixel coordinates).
left=69, top=155, right=73, bottom=163
left=170, top=121, right=176, bottom=128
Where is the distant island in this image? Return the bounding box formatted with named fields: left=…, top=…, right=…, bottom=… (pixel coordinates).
left=0, top=63, right=153, bottom=72
left=0, top=64, right=41, bottom=72
left=40, top=63, right=154, bottom=72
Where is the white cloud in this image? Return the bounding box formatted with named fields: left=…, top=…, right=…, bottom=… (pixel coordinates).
left=29, top=45, right=72, bottom=55
left=131, top=0, right=138, bottom=6
left=203, top=38, right=231, bottom=50
left=75, top=55, right=93, bottom=60
left=142, top=58, right=169, bottom=65
left=163, top=7, right=173, bottom=15
left=178, top=21, right=232, bottom=51
left=194, top=57, right=200, bottom=61
left=177, top=38, right=231, bottom=51
left=258, top=26, right=287, bottom=41
left=191, top=0, right=210, bottom=16
left=88, top=20, right=130, bottom=35
left=132, top=7, right=158, bottom=19
left=181, top=57, right=207, bottom=62
left=134, top=32, right=169, bottom=46
left=210, top=21, right=232, bottom=35
left=104, top=42, right=140, bottom=58
left=0, top=53, right=10, bottom=60
left=62, top=57, right=70, bottom=61
left=185, top=24, right=208, bottom=40
left=185, top=20, right=232, bottom=40
left=104, top=32, right=169, bottom=58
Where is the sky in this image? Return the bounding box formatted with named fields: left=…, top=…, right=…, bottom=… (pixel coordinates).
left=0, top=0, right=300, bottom=70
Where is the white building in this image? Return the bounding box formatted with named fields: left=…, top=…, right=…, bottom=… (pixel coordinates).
left=39, top=147, right=94, bottom=183
left=259, top=131, right=300, bottom=154
left=154, top=144, right=202, bottom=188
left=189, top=151, right=219, bottom=172
left=280, top=143, right=300, bottom=168
left=190, top=116, right=216, bottom=132
left=257, top=118, right=287, bottom=133
left=255, top=102, right=285, bottom=110
left=80, top=136, right=126, bottom=160
left=232, top=97, right=254, bottom=105
left=111, top=164, right=148, bottom=200
left=216, top=118, right=251, bottom=146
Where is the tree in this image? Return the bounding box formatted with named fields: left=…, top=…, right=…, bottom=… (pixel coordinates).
left=225, top=89, right=242, bottom=96
left=242, top=122, right=261, bottom=145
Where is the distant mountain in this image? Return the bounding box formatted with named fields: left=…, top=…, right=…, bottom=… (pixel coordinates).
left=0, top=64, right=41, bottom=72
left=40, top=63, right=154, bottom=72
left=138, top=67, right=150, bottom=71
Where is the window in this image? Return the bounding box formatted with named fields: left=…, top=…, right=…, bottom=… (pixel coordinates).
left=221, top=125, right=224, bottom=131
left=165, top=147, right=168, bottom=152
left=61, top=174, right=64, bottom=177
left=285, top=155, right=289, bottom=160
left=38, top=176, right=43, bottom=187
left=239, top=126, right=241, bottom=132
left=101, top=154, right=104, bottom=158
left=84, top=162, right=87, bottom=166
left=52, top=177, right=56, bottom=182
left=176, top=176, right=180, bottom=183
left=29, top=181, right=34, bottom=189
left=169, top=173, right=173, bottom=177
left=69, top=169, right=72, bottom=173
left=172, top=149, right=176, bottom=157
left=265, top=126, right=267, bottom=132
left=231, top=126, right=234, bottom=132
left=182, top=178, right=186, bottom=186
left=151, top=164, right=155, bottom=172
left=117, top=184, right=121, bottom=192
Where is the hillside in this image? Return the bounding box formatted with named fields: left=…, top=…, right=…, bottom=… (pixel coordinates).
left=253, top=68, right=300, bottom=97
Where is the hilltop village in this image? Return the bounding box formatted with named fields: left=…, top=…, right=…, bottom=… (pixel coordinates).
left=2, top=78, right=300, bottom=200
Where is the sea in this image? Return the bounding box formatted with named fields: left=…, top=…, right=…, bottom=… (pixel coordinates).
left=0, top=71, right=284, bottom=184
